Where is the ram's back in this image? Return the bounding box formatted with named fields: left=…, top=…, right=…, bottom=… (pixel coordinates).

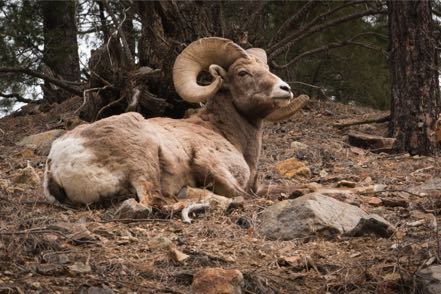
left=44, top=112, right=249, bottom=204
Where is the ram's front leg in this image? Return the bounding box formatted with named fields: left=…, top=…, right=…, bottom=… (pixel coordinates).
left=115, top=172, right=162, bottom=219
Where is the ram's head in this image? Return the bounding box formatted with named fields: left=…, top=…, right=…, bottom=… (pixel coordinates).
left=173, top=37, right=308, bottom=121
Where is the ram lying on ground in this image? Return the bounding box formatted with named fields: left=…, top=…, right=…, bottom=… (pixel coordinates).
left=43, top=37, right=308, bottom=219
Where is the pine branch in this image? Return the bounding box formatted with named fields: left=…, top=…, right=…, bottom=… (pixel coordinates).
left=0, top=92, right=42, bottom=104
left=269, top=0, right=320, bottom=46
left=270, top=0, right=371, bottom=49
left=0, top=67, right=83, bottom=96
left=272, top=32, right=385, bottom=69
left=268, top=8, right=386, bottom=60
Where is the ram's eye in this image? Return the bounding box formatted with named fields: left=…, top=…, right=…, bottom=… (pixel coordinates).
left=238, top=70, right=249, bottom=77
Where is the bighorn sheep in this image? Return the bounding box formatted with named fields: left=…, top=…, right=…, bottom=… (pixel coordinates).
left=43, top=37, right=308, bottom=218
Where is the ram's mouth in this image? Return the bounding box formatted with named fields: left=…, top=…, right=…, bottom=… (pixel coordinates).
left=273, top=94, right=293, bottom=107
left=273, top=96, right=291, bottom=100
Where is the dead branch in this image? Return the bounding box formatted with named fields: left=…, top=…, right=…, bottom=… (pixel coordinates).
left=126, top=86, right=141, bottom=112
left=0, top=67, right=83, bottom=96
left=333, top=112, right=390, bottom=128
left=287, top=81, right=328, bottom=99
left=244, top=0, right=269, bottom=32
left=75, top=85, right=112, bottom=114
left=269, top=0, right=320, bottom=46
left=95, top=93, right=126, bottom=121
left=101, top=0, right=134, bottom=67
left=0, top=92, right=42, bottom=104
left=268, top=8, right=386, bottom=60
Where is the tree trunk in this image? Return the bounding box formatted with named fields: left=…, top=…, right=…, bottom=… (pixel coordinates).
left=136, top=1, right=246, bottom=118
left=80, top=1, right=253, bottom=121
left=41, top=0, right=80, bottom=103
left=388, top=0, right=441, bottom=154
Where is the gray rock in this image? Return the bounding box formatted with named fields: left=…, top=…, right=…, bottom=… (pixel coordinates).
left=114, top=198, right=152, bottom=219
left=409, top=178, right=441, bottom=196
left=258, top=193, right=395, bottom=240
left=16, top=129, right=65, bottom=155
left=418, top=265, right=441, bottom=294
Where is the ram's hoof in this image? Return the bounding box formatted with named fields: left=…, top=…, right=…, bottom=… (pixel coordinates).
left=114, top=198, right=152, bottom=219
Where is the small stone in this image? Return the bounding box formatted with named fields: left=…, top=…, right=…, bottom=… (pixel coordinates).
left=68, top=262, right=91, bottom=274
left=290, top=141, right=308, bottom=150
left=48, top=222, right=96, bottom=244
left=407, top=220, right=425, bottom=227
left=276, top=158, right=311, bottom=179
left=87, top=285, right=114, bottom=294
left=368, top=197, right=383, bottom=206
left=336, top=180, right=357, bottom=188
left=114, top=198, right=152, bottom=219
left=168, top=245, right=190, bottom=263
left=278, top=255, right=304, bottom=269
left=192, top=268, right=244, bottom=294
left=29, top=281, right=42, bottom=289
left=148, top=235, right=172, bottom=250
left=319, top=170, right=329, bottom=177
left=381, top=197, right=408, bottom=208
left=37, top=263, right=65, bottom=276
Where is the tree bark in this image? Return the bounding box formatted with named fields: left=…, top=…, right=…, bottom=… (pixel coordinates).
left=41, top=0, right=80, bottom=103
left=388, top=0, right=441, bottom=155
left=135, top=1, right=244, bottom=118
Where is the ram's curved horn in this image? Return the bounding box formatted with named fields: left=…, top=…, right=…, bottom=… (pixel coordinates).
left=173, top=37, right=249, bottom=103
left=265, top=95, right=309, bottom=122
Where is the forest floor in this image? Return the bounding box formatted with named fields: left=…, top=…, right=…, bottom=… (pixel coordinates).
left=0, top=97, right=440, bottom=293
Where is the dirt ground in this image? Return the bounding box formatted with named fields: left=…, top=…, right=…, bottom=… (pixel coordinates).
left=0, top=97, right=440, bottom=293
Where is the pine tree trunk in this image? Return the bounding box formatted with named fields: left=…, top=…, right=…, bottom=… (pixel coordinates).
left=388, top=0, right=441, bottom=154
left=41, top=0, right=80, bottom=103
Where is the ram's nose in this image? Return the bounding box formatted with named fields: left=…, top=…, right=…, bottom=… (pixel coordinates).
left=279, top=83, right=291, bottom=93
left=272, top=80, right=293, bottom=100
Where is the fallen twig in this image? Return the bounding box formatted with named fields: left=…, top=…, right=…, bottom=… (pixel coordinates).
left=333, top=113, right=390, bottom=128
left=100, top=218, right=171, bottom=223
left=181, top=202, right=210, bottom=224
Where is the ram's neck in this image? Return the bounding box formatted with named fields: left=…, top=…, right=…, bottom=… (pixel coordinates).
left=197, top=92, right=263, bottom=185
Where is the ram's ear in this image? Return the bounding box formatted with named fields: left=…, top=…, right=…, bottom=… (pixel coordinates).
left=209, top=64, right=229, bottom=88
left=246, top=48, right=267, bottom=64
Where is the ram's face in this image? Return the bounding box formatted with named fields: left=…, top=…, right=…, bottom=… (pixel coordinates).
left=173, top=37, right=306, bottom=122
left=227, top=57, right=293, bottom=120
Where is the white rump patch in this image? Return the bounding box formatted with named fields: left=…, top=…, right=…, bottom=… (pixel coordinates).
left=46, top=136, right=124, bottom=204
